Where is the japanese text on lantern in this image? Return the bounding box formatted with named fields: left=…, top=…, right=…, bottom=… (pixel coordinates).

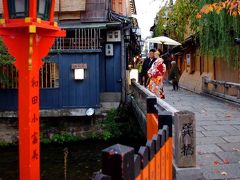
left=31, top=76, right=39, bottom=161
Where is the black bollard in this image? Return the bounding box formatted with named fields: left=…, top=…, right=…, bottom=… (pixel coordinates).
left=102, top=144, right=135, bottom=180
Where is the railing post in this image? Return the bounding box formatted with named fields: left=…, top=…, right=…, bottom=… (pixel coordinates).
left=158, top=112, right=173, bottom=180
left=158, top=129, right=166, bottom=180
left=174, top=111, right=196, bottom=168
left=146, top=140, right=156, bottom=179
left=146, top=96, right=158, bottom=140
left=102, top=144, right=135, bottom=180
left=153, top=134, right=161, bottom=180
left=138, top=146, right=149, bottom=179
left=163, top=125, right=172, bottom=180
left=202, top=76, right=208, bottom=92
left=224, top=83, right=229, bottom=96
left=214, top=84, right=217, bottom=90
left=134, top=154, right=141, bottom=180
left=237, top=88, right=240, bottom=99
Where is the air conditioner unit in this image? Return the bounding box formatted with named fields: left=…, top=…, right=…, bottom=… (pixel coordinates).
left=107, top=30, right=121, bottom=42
left=105, top=44, right=113, bottom=56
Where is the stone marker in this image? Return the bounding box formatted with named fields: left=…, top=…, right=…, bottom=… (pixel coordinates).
left=174, top=111, right=196, bottom=167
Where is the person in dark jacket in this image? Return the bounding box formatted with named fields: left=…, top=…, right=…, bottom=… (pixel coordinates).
left=168, top=61, right=180, bottom=90
left=141, top=49, right=156, bottom=86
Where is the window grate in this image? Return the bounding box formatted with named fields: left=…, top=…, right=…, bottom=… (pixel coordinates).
left=0, top=63, right=59, bottom=89
left=52, top=28, right=102, bottom=50
left=0, top=64, right=18, bottom=89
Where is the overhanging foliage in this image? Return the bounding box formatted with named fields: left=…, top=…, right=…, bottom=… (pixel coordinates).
left=154, top=0, right=240, bottom=66
left=198, top=0, right=240, bottom=65
left=0, top=38, right=15, bottom=65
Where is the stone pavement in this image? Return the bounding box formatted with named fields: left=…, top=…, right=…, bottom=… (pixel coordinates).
left=163, top=83, right=240, bottom=180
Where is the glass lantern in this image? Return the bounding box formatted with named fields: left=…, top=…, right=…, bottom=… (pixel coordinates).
left=37, top=0, right=51, bottom=20
left=8, top=0, right=29, bottom=18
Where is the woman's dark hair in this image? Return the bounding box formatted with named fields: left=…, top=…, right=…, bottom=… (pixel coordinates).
left=158, top=49, right=163, bottom=55
left=149, top=49, right=156, bottom=53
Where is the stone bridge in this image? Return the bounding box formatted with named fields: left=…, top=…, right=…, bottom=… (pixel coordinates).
left=130, top=80, right=240, bottom=180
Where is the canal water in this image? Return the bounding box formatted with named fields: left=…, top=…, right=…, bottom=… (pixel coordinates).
left=0, top=137, right=145, bottom=180
left=0, top=107, right=146, bottom=180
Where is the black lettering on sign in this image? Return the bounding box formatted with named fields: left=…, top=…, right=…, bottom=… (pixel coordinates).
left=32, top=96, right=38, bottom=104
left=32, top=77, right=39, bottom=88
left=181, top=123, right=194, bottom=156
left=32, top=114, right=38, bottom=123
left=31, top=132, right=38, bottom=144
left=32, top=149, right=38, bottom=160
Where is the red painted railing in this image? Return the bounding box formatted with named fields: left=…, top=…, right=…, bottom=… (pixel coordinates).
left=92, top=97, right=173, bottom=180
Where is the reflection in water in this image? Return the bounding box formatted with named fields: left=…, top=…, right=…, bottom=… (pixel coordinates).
left=63, top=147, right=68, bottom=180
left=0, top=137, right=145, bottom=180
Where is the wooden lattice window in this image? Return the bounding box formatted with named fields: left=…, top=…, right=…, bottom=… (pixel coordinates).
left=40, top=62, right=59, bottom=88
left=0, top=63, right=59, bottom=89
left=52, top=28, right=101, bottom=50
left=0, top=64, right=18, bottom=89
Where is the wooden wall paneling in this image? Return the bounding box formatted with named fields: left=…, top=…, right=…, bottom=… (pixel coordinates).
left=55, top=0, right=86, bottom=12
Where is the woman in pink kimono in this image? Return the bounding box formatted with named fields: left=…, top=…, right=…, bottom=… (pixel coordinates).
left=147, top=51, right=166, bottom=99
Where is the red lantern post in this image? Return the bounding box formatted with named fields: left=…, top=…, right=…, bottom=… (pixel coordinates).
left=0, top=1, right=65, bottom=179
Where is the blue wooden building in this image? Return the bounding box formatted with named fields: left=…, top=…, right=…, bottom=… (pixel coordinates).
left=0, top=0, right=139, bottom=117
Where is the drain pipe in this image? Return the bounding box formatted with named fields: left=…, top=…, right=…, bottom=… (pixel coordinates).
left=121, top=28, right=126, bottom=103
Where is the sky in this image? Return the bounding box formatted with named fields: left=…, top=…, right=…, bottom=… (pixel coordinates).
left=134, top=0, right=169, bottom=39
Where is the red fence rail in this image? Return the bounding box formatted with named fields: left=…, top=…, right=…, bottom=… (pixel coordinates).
left=92, top=97, right=173, bottom=180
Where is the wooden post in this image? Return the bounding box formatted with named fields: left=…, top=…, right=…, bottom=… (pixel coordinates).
left=159, top=129, right=166, bottom=180
left=153, top=134, right=161, bottom=180
left=202, top=76, right=208, bottom=92
left=158, top=112, right=173, bottom=180
left=102, top=144, right=135, bottom=179
left=174, top=111, right=196, bottom=168
left=134, top=154, right=141, bottom=180
left=163, top=125, right=172, bottom=180
left=17, top=49, right=42, bottom=180
left=147, top=113, right=158, bottom=140
left=0, top=2, right=65, bottom=178
left=146, top=140, right=156, bottom=179
left=138, top=146, right=149, bottom=179
left=224, top=83, right=229, bottom=96
left=146, top=97, right=158, bottom=140
left=237, top=88, right=240, bottom=99
left=2, top=0, right=9, bottom=21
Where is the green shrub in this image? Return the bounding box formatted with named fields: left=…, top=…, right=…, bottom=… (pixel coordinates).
left=0, top=140, right=13, bottom=147
left=40, top=132, right=80, bottom=144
